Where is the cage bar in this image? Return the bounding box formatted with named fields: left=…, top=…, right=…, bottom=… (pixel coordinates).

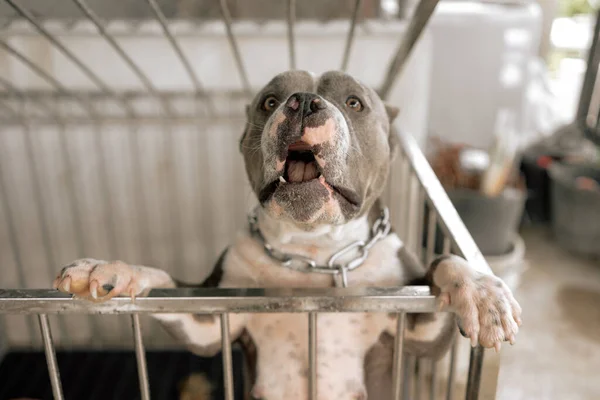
left=430, top=360, right=438, bottom=400
left=132, top=314, right=151, bottom=400
left=38, top=314, right=64, bottom=400
left=6, top=0, right=135, bottom=117
left=308, top=312, right=318, bottom=400
left=71, top=0, right=173, bottom=116
left=144, top=0, right=214, bottom=115
left=341, top=0, right=363, bottom=71
left=220, top=313, right=235, bottom=400
left=380, top=0, right=441, bottom=100
left=466, top=346, right=485, bottom=400
left=0, top=38, right=95, bottom=115
left=287, top=0, right=297, bottom=70
left=218, top=0, right=252, bottom=95
left=392, top=312, right=406, bottom=400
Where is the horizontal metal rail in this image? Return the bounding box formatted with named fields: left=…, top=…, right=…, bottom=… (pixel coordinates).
left=0, top=286, right=436, bottom=315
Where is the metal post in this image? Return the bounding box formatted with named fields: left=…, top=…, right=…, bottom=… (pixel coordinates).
left=341, top=0, right=363, bottom=71
left=578, top=9, right=600, bottom=124
left=221, top=313, right=234, bottom=400
left=380, top=0, right=441, bottom=100
left=308, top=312, right=318, bottom=400
left=446, top=337, right=458, bottom=400
left=72, top=0, right=172, bottom=116
left=426, top=208, right=437, bottom=265
left=430, top=359, right=438, bottom=400
left=393, top=312, right=406, bottom=400
left=132, top=314, right=150, bottom=400
left=415, top=358, right=422, bottom=399
left=38, top=314, right=64, bottom=400
left=145, top=0, right=214, bottom=115
left=465, top=346, right=484, bottom=400
left=218, top=0, right=252, bottom=95
left=6, top=0, right=135, bottom=117
left=287, top=0, right=297, bottom=70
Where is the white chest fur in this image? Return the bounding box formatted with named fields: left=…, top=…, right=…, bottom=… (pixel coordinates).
left=218, top=211, right=409, bottom=399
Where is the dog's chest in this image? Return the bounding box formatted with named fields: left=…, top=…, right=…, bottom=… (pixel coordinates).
left=219, top=232, right=407, bottom=399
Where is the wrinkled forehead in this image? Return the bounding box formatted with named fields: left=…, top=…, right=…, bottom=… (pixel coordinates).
left=252, top=70, right=372, bottom=107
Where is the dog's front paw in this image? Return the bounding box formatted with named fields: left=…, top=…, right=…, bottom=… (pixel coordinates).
left=433, top=255, right=522, bottom=351
left=53, top=258, right=143, bottom=302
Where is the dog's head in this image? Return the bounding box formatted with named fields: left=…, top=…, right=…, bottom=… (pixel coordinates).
left=240, top=70, right=399, bottom=227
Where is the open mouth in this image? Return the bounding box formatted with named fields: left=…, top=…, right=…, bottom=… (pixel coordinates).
left=281, top=141, right=321, bottom=183
left=258, top=141, right=360, bottom=210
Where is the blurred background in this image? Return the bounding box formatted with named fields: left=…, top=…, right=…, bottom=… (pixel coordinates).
left=0, top=0, right=598, bottom=399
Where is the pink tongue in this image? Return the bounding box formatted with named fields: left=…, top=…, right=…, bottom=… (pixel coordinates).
left=287, top=161, right=318, bottom=183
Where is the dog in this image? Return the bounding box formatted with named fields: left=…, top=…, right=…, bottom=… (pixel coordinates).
left=52, top=70, right=522, bottom=400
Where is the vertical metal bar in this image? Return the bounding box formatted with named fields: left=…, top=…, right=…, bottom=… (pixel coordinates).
left=71, top=0, right=172, bottom=116
left=415, top=188, right=425, bottom=261
left=308, top=312, right=318, bottom=400
left=403, top=162, right=414, bottom=247
left=144, top=0, right=214, bottom=114
left=426, top=207, right=437, bottom=265
left=430, top=359, right=438, bottom=400
left=465, top=346, right=484, bottom=400
left=5, top=0, right=135, bottom=117
left=442, top=236, right=457, bottom=400
left=392, top=312, right=406, bottom=400
left=578, top=9, right=600, bottom=123
left=221, top=313, right=234, bottom=400
left=287, top=0, right=297, bottom=70
left=132, top=314, right=150, bottom=400
left=38, top=314, right=64, bottom=400
left=218, top=0, right=252, bottom=95
left=380, top=0, right=441, bottom=100
left=415, top=358, right=422, bottom=400
left=403, top=355, right=415, bottom=400
left=341, top=0, right=363, bottom=71
left=446, top=337, right=458, bottom=400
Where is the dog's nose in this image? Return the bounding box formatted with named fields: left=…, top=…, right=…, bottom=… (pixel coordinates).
left=286, top=92, right=325, bottom=118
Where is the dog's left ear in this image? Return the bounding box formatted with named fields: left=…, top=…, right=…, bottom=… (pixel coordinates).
left=239, top=105, right=250, bottom=153
left=385, top=104, right=400, bottom=123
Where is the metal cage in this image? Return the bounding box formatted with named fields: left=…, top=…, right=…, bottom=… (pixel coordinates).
left=0, top=1, right=501, bottom=399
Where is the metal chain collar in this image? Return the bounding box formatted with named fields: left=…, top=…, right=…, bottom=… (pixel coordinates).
left=249, top=207, right=391, bottom=287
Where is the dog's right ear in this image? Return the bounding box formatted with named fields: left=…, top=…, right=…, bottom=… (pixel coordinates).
left=239, top=105, right=250, bottom=153
left=385, top=104, right=400, bottom=123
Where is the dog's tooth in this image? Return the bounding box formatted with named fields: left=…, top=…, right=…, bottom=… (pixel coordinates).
left=279, top=176, right=286, bottom=183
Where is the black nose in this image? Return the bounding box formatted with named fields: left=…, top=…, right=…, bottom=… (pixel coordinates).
left=285, top=92, right=326, bottom=118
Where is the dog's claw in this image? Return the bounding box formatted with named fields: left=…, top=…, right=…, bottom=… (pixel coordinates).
left=438, top=292, right=451, bottom=311
left=494, top=342, right=501, bottom=353
left=90, top=279, right=99, bottom=299
left=470, top=334, right=478, bottom=348
left=508, top=334, right=516, bottom=345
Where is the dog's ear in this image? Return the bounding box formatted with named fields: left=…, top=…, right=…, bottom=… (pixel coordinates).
left=239, top=105, right=251, bottom=153
left=385, top=104, right=400, bottom=123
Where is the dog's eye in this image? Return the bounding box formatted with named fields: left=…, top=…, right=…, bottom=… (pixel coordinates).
left=262, top=96, right=278, bottom=111
left=345, top=96, right=363, bottom=112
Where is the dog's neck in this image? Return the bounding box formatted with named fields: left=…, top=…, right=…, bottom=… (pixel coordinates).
left=256, top=208, right=370, bottom=253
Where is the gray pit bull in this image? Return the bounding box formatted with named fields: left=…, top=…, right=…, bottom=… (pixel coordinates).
left=53, top=70, right=522, bottom=400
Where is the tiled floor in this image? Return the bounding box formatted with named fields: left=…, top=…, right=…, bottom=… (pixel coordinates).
left=496, top=227, right=600, bottom=400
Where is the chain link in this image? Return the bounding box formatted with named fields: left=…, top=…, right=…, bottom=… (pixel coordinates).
left=249, top=207, right=391, bottom=287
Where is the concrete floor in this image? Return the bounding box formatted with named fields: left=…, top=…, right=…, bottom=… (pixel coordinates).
left=496, top=227, right=600, bottom=400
